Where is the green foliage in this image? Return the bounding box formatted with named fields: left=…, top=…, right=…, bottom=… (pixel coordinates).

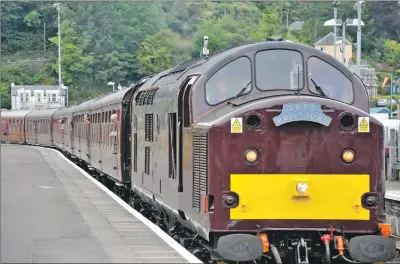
left=386, top=103, right=398, bottom=113
left=49, top=18, right=94, bottom=86
left=136, top=29, right=191, bottom=76
left=1, top=1, right=399, bottom=108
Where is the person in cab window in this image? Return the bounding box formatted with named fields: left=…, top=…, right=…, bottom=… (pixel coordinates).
left=215, top=80, right=230, bottom=103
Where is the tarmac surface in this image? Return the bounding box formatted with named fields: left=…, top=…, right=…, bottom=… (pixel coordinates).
left=0, top=144, right=201, bottom=263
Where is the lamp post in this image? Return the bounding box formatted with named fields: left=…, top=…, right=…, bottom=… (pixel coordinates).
left=332, top=0, right=341, bottom=60
left=107, top=82, right=115, bottom=93
left=354, top=0, right=365, bottom=73
left=323, top=18, right=364, bottom=66
left=53, top=3, right=63, bottom=107
left=390, top=73, right=394, bottom=119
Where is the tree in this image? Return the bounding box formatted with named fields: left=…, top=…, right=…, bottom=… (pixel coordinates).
left=383, top=40, right=400, bottom=75
left=135, top=29, right=191, bottom=76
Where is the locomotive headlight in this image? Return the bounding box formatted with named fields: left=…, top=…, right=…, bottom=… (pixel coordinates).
left=245, top=149, right=259, bottom=164
left=296, top=182, right=308, bottom=195
left=341, top=149, right=355, bottom=164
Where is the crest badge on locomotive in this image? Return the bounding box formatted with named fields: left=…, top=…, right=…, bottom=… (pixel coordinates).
left=272, top=102, right=332, bottom=127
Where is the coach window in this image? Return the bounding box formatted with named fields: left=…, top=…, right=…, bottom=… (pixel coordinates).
left=205, top=56, right=252, bottom=105
left=307, top=56, right=353, bottom=104
left=256, top=49, right=304, bottom=91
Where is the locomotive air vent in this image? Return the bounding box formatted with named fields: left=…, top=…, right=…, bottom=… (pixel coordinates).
left=135, top=89, right=159, bottom=106
left=192, top=133, right=208, bottom=212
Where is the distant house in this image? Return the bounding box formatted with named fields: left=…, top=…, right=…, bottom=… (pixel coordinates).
left=289, top=21, right=304, bottom=31
left=10, top=83, right=68, bottom=110
left=314, top=32, right=353, bottom=67
left=349, top=62, right=379, bottom=98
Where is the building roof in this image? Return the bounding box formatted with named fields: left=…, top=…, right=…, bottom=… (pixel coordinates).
left=314, top=32, right=351, bottom=46
left=370, top=107, right=391, bottom=114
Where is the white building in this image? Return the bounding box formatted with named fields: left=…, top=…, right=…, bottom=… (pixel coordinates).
left=349, top=63, right=379, bottom=98
left=10, top=83, right=68, bottom=110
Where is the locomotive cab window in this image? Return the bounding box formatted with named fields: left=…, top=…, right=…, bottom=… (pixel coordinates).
left=307, top=56, right=353, bottom=104
left=255, top=49, right=304, bottom=91
left=205, top=57, right=251, bottom=105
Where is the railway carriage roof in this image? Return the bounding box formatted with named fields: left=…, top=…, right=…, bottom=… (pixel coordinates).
left=53, top=106, right=75, bottom=117
left=70, top=98, right=101, bottom=113
left=1, top=110, right=32, bottom=118
left=90, top=87, right=133, bottom=110
left=26, top=108, right=59, bottom=118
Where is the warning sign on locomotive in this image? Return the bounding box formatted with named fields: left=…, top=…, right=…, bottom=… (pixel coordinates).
left=358, top=117, right=369, bottom=133
left=231, top=118, right=243, bottom=133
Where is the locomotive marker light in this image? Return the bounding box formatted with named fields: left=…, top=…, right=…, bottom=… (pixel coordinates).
left=341, top=149, right=355, bottom=164
left=245, top=149, right=259, bottom=164
left=272, top=102, right=332, bottom=127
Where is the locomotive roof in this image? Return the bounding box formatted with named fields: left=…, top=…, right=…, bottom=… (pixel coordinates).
left=1, top=110, right=32, bottom=118
left=139, top=40, right=354, bottom=90
left=26, top=108, right=59, bottom=118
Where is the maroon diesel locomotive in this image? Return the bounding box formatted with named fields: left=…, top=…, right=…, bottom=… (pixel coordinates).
left=0, top=38, right=396, bottom=264
left=129, top=39, right=396, bottom=263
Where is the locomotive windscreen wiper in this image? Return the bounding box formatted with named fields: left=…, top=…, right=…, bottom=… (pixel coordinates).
left=226, top=81, right=252, bottom=106
left=310, top=78, right=327, bottom=98
left=234, top=81, right=252, bottom=99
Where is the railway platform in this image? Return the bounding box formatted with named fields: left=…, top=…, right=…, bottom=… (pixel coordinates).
left=386, top=180, right=400, bottom=202
left=0, top=144, right=202, bottom=263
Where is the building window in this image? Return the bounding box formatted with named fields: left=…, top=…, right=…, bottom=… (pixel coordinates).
left=52, top=94, right=56, bottom=102
left=20, top=95, right=23, bottom=101
left=37, top=94, right=41, bottom=102
left=320, top=47, right=326, bottom=52
left=25, top=94, right=29, bottom=101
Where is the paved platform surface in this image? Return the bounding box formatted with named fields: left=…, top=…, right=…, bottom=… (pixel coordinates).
left=386, top=180, right=400, bottom=201
left=1, top=144, right=200, bottom=263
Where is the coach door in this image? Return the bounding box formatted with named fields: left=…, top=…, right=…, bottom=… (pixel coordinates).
left=69, top=116, right=75, bottom=155
left=113, top=109, right=120, bottom=181
left=84, top=113, right=91, bottom=163
left=177, top=75, right=198, bottom=195
left=34, top=120, right=38, bottom=144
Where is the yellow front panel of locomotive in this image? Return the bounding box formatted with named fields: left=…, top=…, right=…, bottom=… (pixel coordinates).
left=230, top=174, right=370, bottom=220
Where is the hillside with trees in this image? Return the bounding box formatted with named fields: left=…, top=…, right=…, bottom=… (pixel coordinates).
left=1, top=1, right=399, bottom=108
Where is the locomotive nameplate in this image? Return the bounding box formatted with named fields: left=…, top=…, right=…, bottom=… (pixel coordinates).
left=272, top=102, right=332, bottom=127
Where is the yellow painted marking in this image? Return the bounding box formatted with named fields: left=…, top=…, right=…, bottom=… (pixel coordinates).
left=358, top=117, right=369, bottom=133
left=231, top=118, right=242, bottom=133
left=230, top=174, right=370, bottom=220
